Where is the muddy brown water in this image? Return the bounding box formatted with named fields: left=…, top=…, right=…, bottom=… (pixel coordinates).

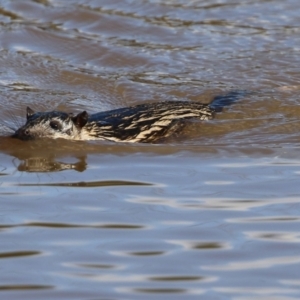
left=0, top=1, right=300, bottom=299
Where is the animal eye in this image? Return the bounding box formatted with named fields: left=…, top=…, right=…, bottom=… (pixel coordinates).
left=50, top=120, right=61, bottom=131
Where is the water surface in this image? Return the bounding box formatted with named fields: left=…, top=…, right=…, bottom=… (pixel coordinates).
left=0, top=0, right=300, bottom=299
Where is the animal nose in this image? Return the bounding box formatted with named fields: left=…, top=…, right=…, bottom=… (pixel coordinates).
left=12, top=128, right=31, bottom=140
left=11, top=130, right=20, bottom=138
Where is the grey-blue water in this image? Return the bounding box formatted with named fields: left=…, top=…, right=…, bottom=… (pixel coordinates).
left=0, top=0, right=300, bottom=299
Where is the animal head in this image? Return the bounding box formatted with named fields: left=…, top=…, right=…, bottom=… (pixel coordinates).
left=12, top=107, right=89, bottom=140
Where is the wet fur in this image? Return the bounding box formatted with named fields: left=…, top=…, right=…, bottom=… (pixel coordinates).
left=12, top=101, right=215, bottom=143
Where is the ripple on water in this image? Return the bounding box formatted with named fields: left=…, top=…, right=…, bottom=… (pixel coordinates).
left=0, top=250, right=41, bottom=259
left=0, top=0, right=300, bottom=299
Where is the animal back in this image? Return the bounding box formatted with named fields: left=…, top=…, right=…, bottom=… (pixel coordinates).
left=85, top=101, right=214, bottom=143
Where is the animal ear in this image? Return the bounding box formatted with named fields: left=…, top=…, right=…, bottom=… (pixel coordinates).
left=26, top=107, right=35, bottom=119
left=72, top=111, right=88, bottom=128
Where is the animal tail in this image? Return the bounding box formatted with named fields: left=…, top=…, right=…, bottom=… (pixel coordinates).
left=209, top=90, right=249, bottom=112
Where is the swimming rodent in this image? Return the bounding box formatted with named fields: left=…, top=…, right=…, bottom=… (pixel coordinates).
left=12, top=101, right=217, bottom=143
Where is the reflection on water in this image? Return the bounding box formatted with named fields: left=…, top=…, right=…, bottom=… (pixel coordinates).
left=0, top=0, right=300, bottom=299
left=0, top=251, right=40, bottom=259
left=1, top=148, right=300, bottom=299
left=17, top=156, right=87, bottom=172
left=0, top=285, right=53, bottom=291
left=18, top=180, right=151, bottom=187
